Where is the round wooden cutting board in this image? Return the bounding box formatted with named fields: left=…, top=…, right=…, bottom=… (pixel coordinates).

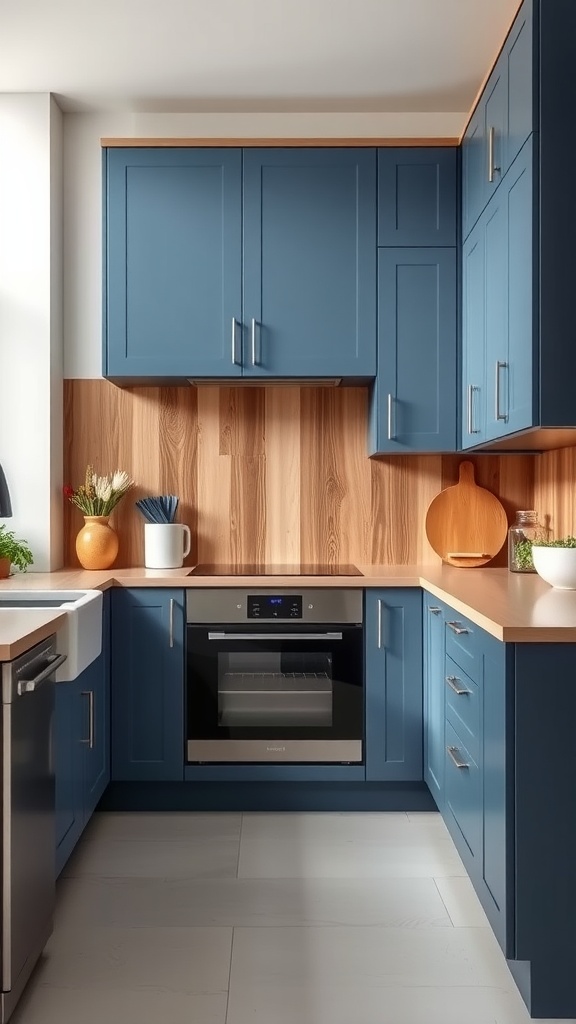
left=425, top=461, right=508, bottom=567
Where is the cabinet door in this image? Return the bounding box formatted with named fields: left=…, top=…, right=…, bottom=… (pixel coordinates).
left=483, top=191, right=509, bottom=440
left=461, top=218, right=487, bottom=447
left=462, top=106, right=484, bottom=241
left=81, top=595, right=110, bottom=820
left=371, top=248, right=456, bottom=453
left=54, top=679, right=83, bottom=877
left=105, top=148, right=242, bottom=379
left=505, top=0, right=533, bottom=171
left=462, top=64, right=506, bottom=245
left=444, top=720, right=482, bottom=865
left=365, top=589, right=423, bottom=782
left=483, top=67, right=507, bottom=205
left=423, top=598, right=446, bottom=808
left=482, top=633, right=509, bottom=954
left=505, top=138, right=533, bottom=437
left=111, top=589, right=185, bottom=781
left=242, top=149, right=376, bottom=377
left=377, top=148, right=457, bottom=246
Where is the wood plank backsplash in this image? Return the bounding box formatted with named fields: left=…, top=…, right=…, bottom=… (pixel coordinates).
left=534, top=447, right=576, bottom=539
left=63, top=379, right=535, bottom=569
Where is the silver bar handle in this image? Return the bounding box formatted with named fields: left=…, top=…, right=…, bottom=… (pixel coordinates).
left=387, top=394, right=395, bottom=441
left=207, top=631, right=343, bottom=641
left=17, top=652, right=67, bottom=694
left=467, top=384, right=480, bottom=435
left=169, top=598, right=174, bottom=648
left=447, top=745, right=470, bottom=770
left=447, top=621, right=470, bottom=636
left=81, top=690, right=94, bottom=749
left=251, top=318, right=260, bottom=366
left=445, top=674, right=471, bottom=696
left=377, top=599, right=383, bottom=649
left=495, top=360, right=508, bottom=421
left=428, top=606, right=442, bottom=615
left=488, top=126, right=500, bottom=183
left=231, top=317, right=240, bottom=366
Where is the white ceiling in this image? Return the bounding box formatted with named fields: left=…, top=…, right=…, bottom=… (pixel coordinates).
left=0, top=0, right=520, bottom=118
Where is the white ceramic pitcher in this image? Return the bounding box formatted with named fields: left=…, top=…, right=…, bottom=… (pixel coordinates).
left=144, top=523, right=191, bottom=569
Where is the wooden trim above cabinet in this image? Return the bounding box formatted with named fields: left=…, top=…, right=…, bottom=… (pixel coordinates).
left=100, top=137, right=459, bottom=148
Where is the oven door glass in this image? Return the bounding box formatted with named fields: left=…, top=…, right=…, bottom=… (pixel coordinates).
left=187, top=623, right=363, bottom=755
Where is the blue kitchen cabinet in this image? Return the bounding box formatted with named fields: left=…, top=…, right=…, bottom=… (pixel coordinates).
left=432, top=603, right=510, bottom=956
left=461, top=139, right=533, bottom=449
left=422, top=596, right=448, bottom=809
left=54, top=672, right=83, bottom=875
left=461, top=218, right=487, bottom=445
left=481, top=630, right=509, bottom=954
left=378, top=148, right=457, bottom=246
left=461, top=0, right=532, bottom=242
left=111, top=588, right=185, bottom=781
left=369, top=247, right=456, bottom=453
left=105, top=148, right=243, bottom=379
left=105, top=147, right=376, bottom=380
left=55, top=592, right=111, bottom=876
left=365, top=589, right=423, bottom=782
left=241, top=148, right=376, bottom=378
left=82, top=588, right=110, bottom=819
left=462, top=66, right=506, bottom=240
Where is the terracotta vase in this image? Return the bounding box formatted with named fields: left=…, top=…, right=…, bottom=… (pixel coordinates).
left=0, top=557, right=10, bottom=579
left=75, top=515, right=118, bottom=570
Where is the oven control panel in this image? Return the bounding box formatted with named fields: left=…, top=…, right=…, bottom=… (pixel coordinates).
left=247, top=595, right=303, bottom=618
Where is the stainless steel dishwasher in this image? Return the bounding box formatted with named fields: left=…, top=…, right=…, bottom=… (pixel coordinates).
left=1, top=635, right=66, bottom=1022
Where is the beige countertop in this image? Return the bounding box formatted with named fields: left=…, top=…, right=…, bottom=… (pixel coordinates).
left=0, top=609, right=67, bottom=661
left=0, top=565, right=575, bottom=652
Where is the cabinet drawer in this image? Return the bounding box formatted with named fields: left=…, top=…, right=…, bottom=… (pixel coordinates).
left=445, top=655, right=480, bottom=765
left=445, top=612, right=480, bottom=683
left=445, top=720, right=482, bottom=863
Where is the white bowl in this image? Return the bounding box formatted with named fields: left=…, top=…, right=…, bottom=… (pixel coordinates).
left=532, top=546, right=576, bottom=590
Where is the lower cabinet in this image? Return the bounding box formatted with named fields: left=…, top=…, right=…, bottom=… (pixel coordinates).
left=422, top=601, right=510, bottom=954
left=365, top=589, right=423, bottom=781
left=422, top=595, right=449, bottom=808
left=111, top=588, right=185, bottom=781
left=55, top=592, right=110, bottom=876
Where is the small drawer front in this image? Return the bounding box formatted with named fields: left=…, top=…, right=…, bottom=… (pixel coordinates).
left=444, top=655, right=480, bottom=764
left=445, top=612, right=480, bottom=682
left=445, top=720, right=482, bottom=863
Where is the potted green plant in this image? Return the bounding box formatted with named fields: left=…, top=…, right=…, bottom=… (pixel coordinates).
left=531, top=535, right=576, bottom=589
left=0, top=524, right=34, bottom=578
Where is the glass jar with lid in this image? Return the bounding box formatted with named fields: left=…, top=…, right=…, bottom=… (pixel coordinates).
left=508, top=510, right=542, bottom=572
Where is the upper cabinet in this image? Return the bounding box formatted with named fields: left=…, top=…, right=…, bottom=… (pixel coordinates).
left=461, top=0, right=576, bottom=451
left=377, top=149, right=457, bottom=246
left=104, top=147, right=376, bottom=381
left=105, top=148, right=242, bottom=379
left=462, top=139, right=534, bottom=447
left=462, top=0, right=533, bottom=241
left=370, top=147, right=457, bottom=454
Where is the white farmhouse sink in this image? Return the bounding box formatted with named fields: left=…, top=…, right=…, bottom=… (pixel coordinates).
left=0, top=590, right=103, bottom=680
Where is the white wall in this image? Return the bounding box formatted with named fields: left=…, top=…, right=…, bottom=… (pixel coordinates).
left=63, top=110, right=465, bottom=378
left=0, top=94, right=63, bottom=572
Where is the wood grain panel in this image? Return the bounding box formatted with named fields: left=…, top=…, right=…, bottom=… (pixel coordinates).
left=264, top=388, right=301, bottom=564
left=102, top=138, right=460, bottom=148
left=535, top=447, right=576, bottom=540
left=63, top=379, right=537, bottom=569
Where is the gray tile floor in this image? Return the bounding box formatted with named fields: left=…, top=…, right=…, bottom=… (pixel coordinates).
left=11, top=811, right=568, bottom=1024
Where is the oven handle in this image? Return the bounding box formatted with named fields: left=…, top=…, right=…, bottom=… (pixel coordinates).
left=207, top=631, right=344, bottom=641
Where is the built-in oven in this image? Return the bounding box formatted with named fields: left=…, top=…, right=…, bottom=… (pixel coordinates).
left=186, top=589, right=363, bottom=763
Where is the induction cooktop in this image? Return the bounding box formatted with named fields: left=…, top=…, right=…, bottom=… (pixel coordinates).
left=190, top=563, right=363, bottom=576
